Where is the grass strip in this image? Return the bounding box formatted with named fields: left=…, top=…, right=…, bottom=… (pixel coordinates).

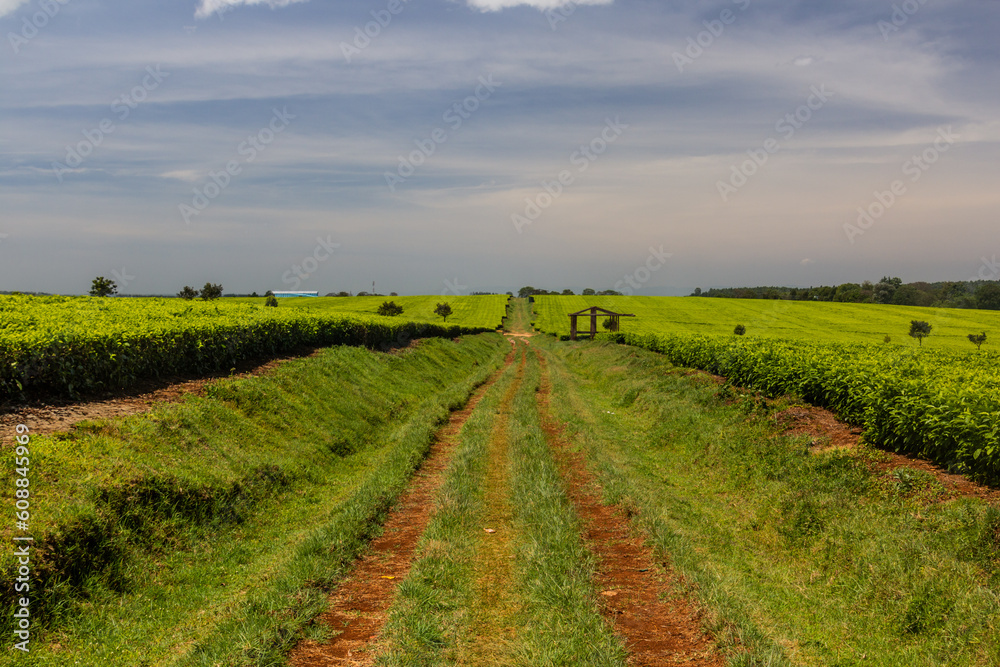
left=374, top=341, right=524, bottom=666
left=505, top=346, right=627, bottom=665
left=1, top=334, right=507, bottom=667
left=537, top=336, right=1000, bottom=667
left=376, top=340, right=627, bottom=666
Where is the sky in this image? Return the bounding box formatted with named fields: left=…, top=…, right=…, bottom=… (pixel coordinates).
left=1, top=0, right=998, bottom=296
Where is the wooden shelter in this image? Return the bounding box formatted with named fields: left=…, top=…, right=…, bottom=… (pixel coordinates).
left=568, top=306, right=635, bottom=340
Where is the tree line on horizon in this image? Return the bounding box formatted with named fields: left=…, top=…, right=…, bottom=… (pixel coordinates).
left=691, top=277, right=1000, bottom=310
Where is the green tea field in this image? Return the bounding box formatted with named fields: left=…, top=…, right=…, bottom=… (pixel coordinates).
left=2, top=299, right=997, bottom=667
left=532, top=295, right=1000, bottom=351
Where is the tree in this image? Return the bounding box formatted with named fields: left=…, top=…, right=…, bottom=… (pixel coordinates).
left=434, top=302, right=453, bottom=322
left=561, top=289, right=574, bottom=295
left=177, top=285, right=199, bottom=300
left=201, top=283, right=223, bottom=300
left=975, top=283, right=1000, bottom=310
left=377, top=300, right=404, bottom=316
left=250, top=291, right=259, bottom=298
left=734, top=324, right=746, bottom=335
left=265, top=294, right=279, bottom=307
left=909, top=320, right=932, bottom=346
left=264, top=290, right=274, bottom=297
left=390, top=292, right=398, bottom=296
left=873, top=276, right=902, bottom=304
left=90, top=276, right=117, bottom=297
left=582, top=288, right=596, bottom=296
left=968, top=332, right=987, bottom=351
left=693, top=287, right=702, bottom=296
left=518, top=286, right=536, bottom=298
left=891, top=284, right=920, bottom=306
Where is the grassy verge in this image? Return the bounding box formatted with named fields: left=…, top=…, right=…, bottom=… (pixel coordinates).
left=374, top=342, right=524, bottom=666
left=506, top=346, right=626, bottom=665
left=1, top=334, right=507, bottom=666
left=375, top=340, right=624, bottom=665
left=535, top=336, right=1000, bottom=667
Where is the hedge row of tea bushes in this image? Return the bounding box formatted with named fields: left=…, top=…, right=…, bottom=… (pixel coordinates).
left=608, top=332, right=1000, bottom=484
left=0, top=295, right=495, bottom=400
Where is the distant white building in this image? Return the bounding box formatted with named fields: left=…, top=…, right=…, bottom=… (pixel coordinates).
left=271, top=291, right=319, bottom=298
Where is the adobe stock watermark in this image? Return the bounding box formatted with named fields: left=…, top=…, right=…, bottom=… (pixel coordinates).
left=7, top=0, right=71, bottom=55
left=545, top=1, right=586, bottom=31
left=111, top=267, right=135, bottom=292
left=971, top=255, right=1000, bottom=282
left=179, top=107, right=295, bottom=225
left=442, top=278, right=468, bottom=297
left=877, top=0, right=929, bottom=40
left=844, top=125, right=959, bottom=245
left=511, top=116, right=629, bottom=234
left=385, top=74, right=501, bottom=192
left=614, top=245, right=673, bottom=295
left=51, top=65, right=170, bottom=183
left=673, top=0, right=751, bottom=73
left=717, top=84, right=833, bottom=202
left=281, top=236, right=340, bottom=289
left=340, top=0, right=410, bottom=63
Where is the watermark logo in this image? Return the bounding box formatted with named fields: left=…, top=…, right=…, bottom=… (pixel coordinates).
left=280, top=236, right=340, bottom=289
left=179, top=107, right=295, bottom=224
left=877, top=0, right=930, bottom=40
left=12, top=424, right=33, bottom=653
left=340, top=0, right=410, bottom=63
left=844, top=125, right=959, bottom=244
left=613, top=245, right=673, bottom=295
left=512, top=116, right=629, bottom=233
left=672, top=0, right=751, bottom=73
left=971, top=255, right=1000, bottom=282
left=385, top=75, right=501, bottom=192
left=442, top=278, right=468, bottom=297
left=111, top=267, right=135, bottom=293
left=717, top=84, right=833, bottom=202
left=51, top=66, right=169, bottom=182
left=7, top=0, right=71, bottom=55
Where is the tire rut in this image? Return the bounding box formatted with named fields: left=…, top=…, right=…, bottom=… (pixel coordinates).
left=533, top=348, right=725, bottom=667
left=287, top=345, right=516, bottom=667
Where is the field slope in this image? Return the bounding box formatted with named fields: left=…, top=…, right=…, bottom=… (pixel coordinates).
left=532, top=295, right=1000, bottom=351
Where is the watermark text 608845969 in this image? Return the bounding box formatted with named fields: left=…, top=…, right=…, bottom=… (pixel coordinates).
left=12, top=424, right=33, bottom=653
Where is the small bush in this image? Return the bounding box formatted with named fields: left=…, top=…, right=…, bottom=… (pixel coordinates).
left=734, top=324, right=746, bottom=336
left=377, top=301, right=404, bottom=317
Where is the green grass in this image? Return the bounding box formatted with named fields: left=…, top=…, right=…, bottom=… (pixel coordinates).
left=376, top=339, right=624, bottom=665
left=246, top=294, right=508, bottom=330
left=0, top=334, right=508, bottom=666
left=534, top=335, right=1000, bottom=666
left=532, top=295, right=1000, bottom=351
left=0, top=294, right=503, bottom=401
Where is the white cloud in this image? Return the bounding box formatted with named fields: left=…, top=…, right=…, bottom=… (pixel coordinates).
left=194, top=0, right=308, bottom=20
left=464, top=0, right=611, bottom=12
left=0, top=0, right=31, bottom=19
left=801, top=258, right=815, bottom=266
left=160, top=170, right=202, bottom=182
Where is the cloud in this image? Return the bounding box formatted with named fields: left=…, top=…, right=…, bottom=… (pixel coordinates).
left=194, top=0, right=308, bottom=20
left=464, top=0, right=612, bottom=12
left=801, top=258, right=815, bottom=266
left=0, top=0, right=31, bottom=19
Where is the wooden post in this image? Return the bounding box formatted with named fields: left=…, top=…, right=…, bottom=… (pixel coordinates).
left=589, top=307, right=598, bottom=338
left=570, top=314, right=577, bottom=340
